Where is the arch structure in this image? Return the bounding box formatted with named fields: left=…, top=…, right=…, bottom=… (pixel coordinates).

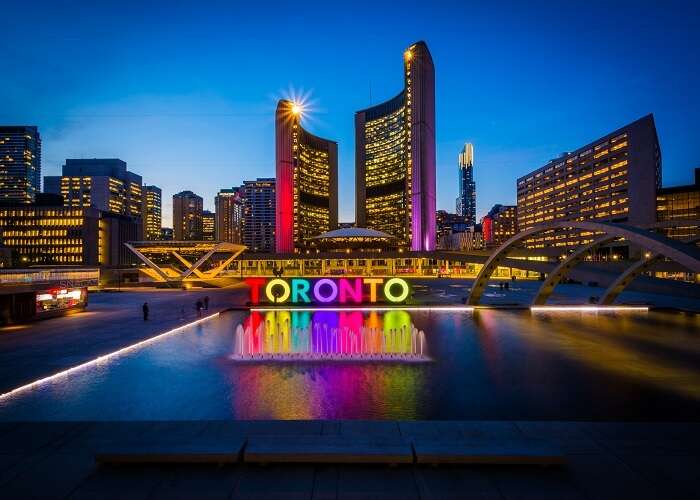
left=125, top=241, right=246, bottom=283
left=466, top=220, right=700, bottom=306
left=599, top=234, right=700, bottom=305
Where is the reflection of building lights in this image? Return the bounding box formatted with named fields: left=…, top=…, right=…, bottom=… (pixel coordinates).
left=530, top=306, right=648, bottom=312
left=251, top=306, right=475, bottom=312
left=404, top=49, right=413, bottom=60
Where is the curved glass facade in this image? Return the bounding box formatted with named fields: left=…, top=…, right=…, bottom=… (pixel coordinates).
left=355, top=41, right=436, bottom=251
left=276, top=100, right=338, bottom=253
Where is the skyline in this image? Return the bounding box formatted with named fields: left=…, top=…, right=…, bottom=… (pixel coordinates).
left=2, top=1, right=700, bottom=227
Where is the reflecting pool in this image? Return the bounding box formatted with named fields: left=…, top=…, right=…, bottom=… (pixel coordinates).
left=1, top=309, right=700, bottom=421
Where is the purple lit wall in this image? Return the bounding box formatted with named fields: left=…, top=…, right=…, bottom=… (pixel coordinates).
left=408, top=41, right=436, bottom=251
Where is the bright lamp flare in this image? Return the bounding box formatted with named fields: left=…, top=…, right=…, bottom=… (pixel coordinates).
left=291, top=102, right=302, bottom=115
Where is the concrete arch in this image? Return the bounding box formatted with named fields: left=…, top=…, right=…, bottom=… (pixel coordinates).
left=600, top=235, right=700, bottom=305
left=467, top=220, right=700, bottom=305
left=531, top=235, right=617, bottom=305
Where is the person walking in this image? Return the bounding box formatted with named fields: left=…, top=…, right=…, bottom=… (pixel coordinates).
left=196, top=299, right=203, bottom=318
left=204, top=296, right=209, bottom=311
left=142, top=302, right=149, bottom=321
left=179, top=305, right=186, bottom=321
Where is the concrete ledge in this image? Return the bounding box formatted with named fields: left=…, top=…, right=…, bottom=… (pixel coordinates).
left=95, top=440, right=246, bottom=464
left=412, top=438, right=566, bottom=465
left=244, top=435, right=414, bottom=464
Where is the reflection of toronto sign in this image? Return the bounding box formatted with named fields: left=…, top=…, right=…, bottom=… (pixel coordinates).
left=245, top=277, right=411, bottom=304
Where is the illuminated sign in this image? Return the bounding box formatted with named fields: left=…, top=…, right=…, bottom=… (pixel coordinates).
left=245, top=277, right=411, bottom=305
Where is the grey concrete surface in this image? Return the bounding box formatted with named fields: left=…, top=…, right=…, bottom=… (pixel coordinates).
left=0, top=420, right=696, bottom=499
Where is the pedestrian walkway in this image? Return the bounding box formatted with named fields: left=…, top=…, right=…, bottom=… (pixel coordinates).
left=0, top=420, right=697, bottom=499
left=0, top=287, right=246, bottom=394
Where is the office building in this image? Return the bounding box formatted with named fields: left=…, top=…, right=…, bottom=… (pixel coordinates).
left=456, top=143, right=476, bottom=224
left=275, top=99, right=338, bottom=252
left=202, top=210, right=215, bottom=241
left=241, top=178, right=275, bottom=253
left=657, top=167, right=700, bottom=240
left=172, top=191, right=203, bottom=240
left=0, top=203, right=138, bottom=266
left=440, top=227, right=484, bottom=252
left=436, top=210, right=470, bottom=248
left=44, top=159, right=143, bottom=219
left=215, top=188, right=243, bottom=243
left=161, top=227, right=174, bottom=240
left=143, top=185, right=162, bottom=240
left=516, top=114, right=661, bottom=253
left=355, top=41, right=436, bottom=251
left=482, top=204, right=517, bottom=247
left=0, top=126, right=41, bottom=204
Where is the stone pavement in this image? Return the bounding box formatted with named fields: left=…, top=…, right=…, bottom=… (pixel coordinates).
left=0, top=287, right=247, bottom=394
left=0, top=420, right=697, bottom=499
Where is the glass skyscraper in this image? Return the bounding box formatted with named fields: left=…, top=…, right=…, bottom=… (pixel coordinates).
left=0, top=126, right=41, bottom=204
left=275, top=99, right=338, bottom=253
left=355, top=41, right=436, bottom=251
left=456, top=143, right=476, bottom=225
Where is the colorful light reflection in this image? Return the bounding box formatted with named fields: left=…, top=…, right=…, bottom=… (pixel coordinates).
left=232, top=310, right=427, bottom=362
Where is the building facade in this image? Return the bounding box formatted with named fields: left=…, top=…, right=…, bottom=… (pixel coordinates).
left=160, top=227, right=173, bottom=240
left=215, top=188, right=243, bottom=243
left=143, top=185, right=162, bottom=240
left=436, top=210, right=470, bottom=249
left=516, top=114, right=661, bottom=252
left=241, top=178, right=275, bottom=253
left=0, top=126, right=41, bottom=204
left=456, top=143, right=476, bottom=225
left=0, top=204, right=138, bottom=266
left=275, top=99, right=338, bottom=253
left=656, top=167, right=700, bottom=240
left=44, top=159, right=143, bottom=220
left=202, top=210, right=216, bottom=241
left=355, top=41, right=436, bottom=251
left=172, top=191, right=203, bottom=240
left=482, top=204, right=517, bottom=247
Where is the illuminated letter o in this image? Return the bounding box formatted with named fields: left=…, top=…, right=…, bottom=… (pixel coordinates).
left=384, top=278, right=410, bottom=303
left=313, top=278, right=338, bottom=303
left=265, top=279, right=290, bottom=303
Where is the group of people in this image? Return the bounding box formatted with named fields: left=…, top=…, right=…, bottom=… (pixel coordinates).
left=142, top=295, right=210, bottom=321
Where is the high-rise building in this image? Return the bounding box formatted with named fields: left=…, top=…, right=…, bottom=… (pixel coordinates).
left=456, top=143, right=476, bottom=225
left=241, top=178, right=275, bottom=253
left=44, top=159, right=143, bottom=219
left=0, top=126, right=41, bottom=204
left=482, top=204, right=517, bottom=247
left=215, top=188, right=243, bottom=243
left=275, top=99, right=338, bottom=253
left=172, top=191, right=203, bottom=240
left=143, top=185, right=162, bottom=240
left=656, top=167, right=700, bottom=240
left=202, top=210, right=216, bottom=241
left=355, top=41, right=436, bottom=251
left=516, top=114, right=661, bottom=253
left=160, top=227, right=174, bottom=240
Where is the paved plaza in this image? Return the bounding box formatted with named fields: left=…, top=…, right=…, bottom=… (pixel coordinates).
left=1, top=281, right=699, bottom=498
left=0, top=420, right=698, bottom=499
left=0, top=287, right=246, bottom=394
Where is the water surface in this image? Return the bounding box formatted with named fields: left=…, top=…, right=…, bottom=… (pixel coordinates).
left=1, top=309, right=699, bottom=421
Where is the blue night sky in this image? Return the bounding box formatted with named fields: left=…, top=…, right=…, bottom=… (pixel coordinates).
left=1, top=0, right=699, bottom=227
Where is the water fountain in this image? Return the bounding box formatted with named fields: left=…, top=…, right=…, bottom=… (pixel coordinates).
left=231, top=311, right=428, bottom=362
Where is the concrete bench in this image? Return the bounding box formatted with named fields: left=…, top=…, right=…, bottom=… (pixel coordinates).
left=244, top=435, right=414, bottom=464
left=95, top=439, right=246, bottom=465
left=412, top=438, right=565, bottom=465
